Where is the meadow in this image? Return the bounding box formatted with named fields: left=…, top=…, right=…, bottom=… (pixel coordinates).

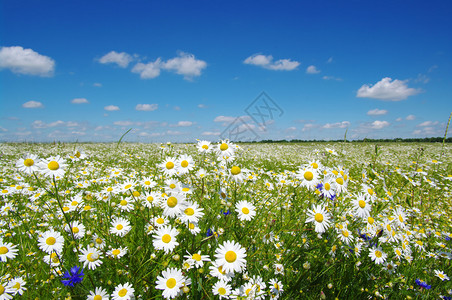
left=0, top=141, right=451, bottom=299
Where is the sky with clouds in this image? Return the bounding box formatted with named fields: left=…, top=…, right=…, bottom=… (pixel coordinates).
left=1, top=0, right=451, bottom=142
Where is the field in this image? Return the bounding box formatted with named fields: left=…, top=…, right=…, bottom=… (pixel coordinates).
left=0, top=141, right=451, bottom=299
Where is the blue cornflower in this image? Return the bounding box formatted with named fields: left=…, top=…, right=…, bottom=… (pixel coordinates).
left=61, top=265, right=84, bottom=287
left=442, top=296, right=451, bottom=300
left=415, top=279, right=431, bottom=289
left=206, top=228, right=213, bottom=237
left=221, top=209, right=230, bottom=216
left=316, top=183, right=324, bottom=190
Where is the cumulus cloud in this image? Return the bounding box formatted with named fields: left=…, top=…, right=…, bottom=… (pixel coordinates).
left=371, top=120, right=390, bottom=129
left=135, top=104, right=158, bottom=111
left=98, top=51, right=133, bottom=68
left=131, top=52, right=207, bottom=80
left=176, top=121, right=193, bottom=127
left=202, top=131, right=220, bottom=136
left=32, top=120, right=80, bottom=129
left=71, top=98, right=89, bottom=104
left=302, top=123, right=318, bottom=132
left=132, top=59, right=161, bottom=79
left=104, top=105, right=120, bottom=111
left=417, top=121, right=439, bottom=127
left=406, top=115, right=416, bottom=120
left=367, top=108, right=388, bottom=116
left=323, top=121, right=350, bottom=129
left=357, top=77, right=421, bottom=101
left=93, top=83, right=102, bottom=87
left=243, top=54, right=300, bottom=71
left=306, top=65, right=320, bottom=74
left=214, top=116, right=236, bottom=123
left=322, top=75, right=342, bottom=81
left=198, top=104, right=206, bottom=108
left=162, top=52, right=207, bottom=80
left=114, top=121, right=134, bottom=126
left=22, top=101, right=44, bottom=109
left=0, top=46, right=55, bottom=76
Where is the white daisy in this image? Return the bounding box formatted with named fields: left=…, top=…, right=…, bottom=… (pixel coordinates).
left=15, top=153, right=40, bottom=174
left=87, top=287, right=109, bottom=300
left=161, top=192, right=186, bottom=218
left=160, top=157, right=178, bottom=177
left=110, top=217, right=131, bottom=237
left=79, top=247, right=103, bottom=270
left=197, top=140, right=212, bottom=153
left=434, top=270, right=449, bottom=281
left=38, top=229, right=64, bottom=254
left=179, top=200, right=204, bottom=223
left=38, top=156, right=67, bottom=178
left=176, top=154, right=194, bottom=175
left=6, top=276, right=26, bottom=296
left=235, top=200, right=256, bottom=221
left=352, top=193, right=371, bottom=219
left=212, top=280, right=231, bottom=299
left=0, top=240, right=18, bottom=262
left=152, top=226, right=179, bottom=254
left=214, top=240, right=247, bottom=273
left=65, top=221, right=86, bottom=239
left=155, top=267, right=186, bottom=299
left=111, top=282, right=134, bottom=300
left=305, top=204, right=332, bottom=234
left=368, top=247, right=387, bottom=264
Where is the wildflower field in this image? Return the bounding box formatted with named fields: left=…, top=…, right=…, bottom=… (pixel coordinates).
left=0, top=141, right=451, bottom=299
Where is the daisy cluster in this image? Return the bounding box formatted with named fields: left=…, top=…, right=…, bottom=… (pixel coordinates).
left=0, top=141, right=450, bottom=299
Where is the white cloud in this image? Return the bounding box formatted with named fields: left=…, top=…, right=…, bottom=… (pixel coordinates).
left=306, top=65, right=320, bottom=74
left=243, top=54, right=300, bottom=71
left=176, top=121, right=193, bottom=127
left=406, top=115, right=416, bottom=120
left=99, top=51, right=132, bottom=68
left=367, top=108, right=388, bottom=116
left=71, top=98, right=89, bottom=104
left=166, top=130, right=183, bottom=135
left=327, top=57, right=333, bottom=63
left=214, top=116, right=236, bottom=123
left=322, top=75, right=342, bottom=81
left=302, top=123, right=318, bottom=132
left=162, top=52, right=207, bottom=80
left=132, top=59, right=161, bottom=79
left=22, top=101, right=43, bottom=108
left=104, top=105, right=120, bottom=111
left=418, top=121, right=438, bottom=127
left=135, top=104, right=158, bottom=111
left=114, top=121, right=133, bottom=126
left=0, top=46, right=55, bottom=76
left=323, top=121, right=350, bottom=129
left=357, top=77, right=421, bottom=101
left=0, top=126, right=8, bottom=132
left=174, top=106, right=181, bottom=111
left=31, top=120, right=80, bottom=129
left=396, top=117, right=403, bottom=122
left=198, top=104, right=206, bottom=108
left=202, top=131, right=220, bottom=136
left=371, top=120, right=390, bottom=129
left=93, top=83, right=102, bottom=87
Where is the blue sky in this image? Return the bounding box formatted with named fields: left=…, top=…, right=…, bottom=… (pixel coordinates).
left=1, top=0, right=451, bottom=142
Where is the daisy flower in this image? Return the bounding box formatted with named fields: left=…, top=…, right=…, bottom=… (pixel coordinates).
left=79, top=247, right=103, bottom=270
left=6, top=277, right=26, bottom=296
left=153, top=226, right=179, bottom=254
left=118, top=180, right=136, bottom=194
left=142, top=191, right=161, bottom=208
left=184, top=251, right=210, bottom=268
left=305, top=204, right=332, bottom=234
left=235, top=200, right=256, bottom=221
left=92, top=234, right=106, bottom=249
left=337, top=227, right=354, bottom=245
left=38, top=229, right=64, bottom=254
left=87, top=287, right=109, bottom=300
left=179, top=200, right=205, bottom=223
left=212, top=280, right=231, bottom=299
left=0, top=240, right=18, bottom=262
left=229, top=165, right=246, bottom=183
left=161, top=192, right=186, bottom=218
left=214, top=240, right=247, bottom=273
left=152, top=215, right=169, bottom=228
left=352, top=193, right=371, bottom=219
left=393, top=207, right=407, bottom=228
left=43, top=252, right=62, bottom=266
left=187, top=222, right=201, bottom=235
left=160, top=157, right=178, bottom=177
left=108, top=247, right=128, bottom=259
left=176, top=154, right=194, bottom=175
left=155, top=267, right=186, bottom=299
left=319, top=176, right=337, bottom=199
left=434, top=270, right=449, bottom=281
left=197, top=140, right=212, bottom=153
left=65, top=221, right=86, bottom=239
left=269, top=278, right=284, bottom=298
left=15, top=153, right=40, bottom=174
left=110, top=217, right=131, bottom=237
left=111, top=282, right=135, bottom=300
left=141, top=176, right=157, bottom=189
left=216, top=140, right=236, bottom=157
left=209, top=261, right=235, bottom=282
left=0, top=280, right=14, bottom=300
left=117, top=197, right=135, bottom=212
left=296, top=167, right=320, bottom=190
left=369, top=247, right=387, bottom=264
left=38, top=156, right=67, bottom=178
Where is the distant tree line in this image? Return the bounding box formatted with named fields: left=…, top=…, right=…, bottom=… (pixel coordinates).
left=244, top=137, right=452, bottom=144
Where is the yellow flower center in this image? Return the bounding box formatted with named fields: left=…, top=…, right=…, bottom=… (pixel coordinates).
left=304, top=171, right=313, bottom=181
left=147, top=196, right=154, bottom=203
left=332, top=170, right=339, bottom=176
left=162, top=234, right=171, bottom=243
left=166, top=278, right=176, bottom=289
left=231, top=166, right=241, bottom=175
left=225, top=250, right=237, bottom=263
left=336, top=178, right=344, bottom=185
left=169, top=184, right=176, bottom=189
left=220, top=143, right=229, bottom=151
left=0, top=285, right=4, bottom=295
left=118, top=288, right=127, bottom=297
left=315, top=213, right=323, bottom=222
left=192, top=253, right=201, bottom=261
left=311, top=163, right=318, bottom=169
left=0, top=246, right=8, bottom=254
left=167, top=196, right=178, bottom=208
left=63, top=206, right=70, bottom=212
left=24, top=158, right=34, bottom=167
left=96, top=238, right=103, bottom=244
left=48, top=161, right=59, bottom=170
left=246, top=288, right=252, bottom=296
left=112, top=249, right=121, bottom=256
left=132, top=191, right=140, bottom=197
left=75, top=151, right=81, bottom=158
left=185, top=208, right=195, bottom=216
left=189, top=223, right=195, bottom=229
left=375, top=250, right=382, bottom=258
left=124, top=184, right=132, bottom=189
left=46, top=237, right=56, bottom=245
left=416, top=240, right=423, bottom=246
left=84, top=205, right=91, bottom=211
left=242, top=207, right=250, bottom=214
left=87, top=253, right=98, bottom=262
left=368, top=189, right=374, bottom=195
left=202, top=144, right=209, bottom=150
left=218, top=287, right=227, bottom=295
left=120, top=200, right=127, bottom=206
left=156, top=218, right=164, bottom=224
left=359, top=200, right=366, bottom=208
left=72, top=227, right=79, bottom=234
left=324, top=183, right=330, bottom=190
left=94, top=295, right=102, bottom=300
left=166, top=162, right=174, bottom=169
left=342, top=230, right=349, bottom=237
left=13, top=282, right=20, bottom=289
left=398, top=215, right=404, bottom=223
left=181, top=160, right=189, bottom=168
left=367, top=217, right=374, bottom=224
left=116, top=224, right=123, bottom=230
